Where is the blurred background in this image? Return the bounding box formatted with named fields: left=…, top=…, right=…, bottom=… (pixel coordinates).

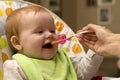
left=23, top=0, right=120, bottom=77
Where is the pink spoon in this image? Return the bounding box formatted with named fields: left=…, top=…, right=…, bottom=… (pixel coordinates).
left=51, top=30, right=94, bottom=45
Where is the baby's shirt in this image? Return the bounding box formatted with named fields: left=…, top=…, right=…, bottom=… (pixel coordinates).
left=73, top=49, right=103, bottom=80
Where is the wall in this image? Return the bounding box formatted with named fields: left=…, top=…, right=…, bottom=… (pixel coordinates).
left=76, top=0, right=97, bottom=30
left=61, top=0, right=77, bottom=32
left=76, top=0, right=120, bottom=33
left=111, top=0, right=120, bottom=33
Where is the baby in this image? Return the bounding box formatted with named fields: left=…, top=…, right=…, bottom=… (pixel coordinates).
left=3, top=5, right=103, bottom=80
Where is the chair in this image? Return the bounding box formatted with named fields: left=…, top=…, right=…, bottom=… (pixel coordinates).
left=0, top=0, right=86, bottom=79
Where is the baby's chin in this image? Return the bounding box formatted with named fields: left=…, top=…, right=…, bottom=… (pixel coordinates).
left=39, top=54, right=56, bottom=60
left=45, top=54, right=56, bottom=60
left=26, top=54, right=55, bottom=60
left=39, top=56, right=54, bottom=60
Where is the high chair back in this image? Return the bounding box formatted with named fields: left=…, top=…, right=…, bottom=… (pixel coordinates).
left=0, top=0, right=86, bottom=79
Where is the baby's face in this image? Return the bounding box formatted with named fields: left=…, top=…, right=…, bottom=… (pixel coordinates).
left=18, top=11, right=58, bottom=59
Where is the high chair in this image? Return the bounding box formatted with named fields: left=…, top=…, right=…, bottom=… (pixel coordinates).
left=0, top=0, right=105, bottom=80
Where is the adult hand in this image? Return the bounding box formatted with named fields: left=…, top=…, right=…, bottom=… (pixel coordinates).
left=76, top=24, right=120, bottom=58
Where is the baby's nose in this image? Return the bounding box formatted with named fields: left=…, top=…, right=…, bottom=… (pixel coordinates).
left=46, top=32, right=54, bottom=39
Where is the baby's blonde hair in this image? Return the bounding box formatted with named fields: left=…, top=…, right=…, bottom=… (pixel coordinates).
left=5, top=5, right=49, bottom=53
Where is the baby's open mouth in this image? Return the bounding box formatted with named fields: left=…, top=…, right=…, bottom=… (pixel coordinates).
left=42, top=43, right=53, bottom=48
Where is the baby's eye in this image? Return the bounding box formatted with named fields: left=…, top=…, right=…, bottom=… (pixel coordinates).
left=38, top=31, right=43, bottom=33
left=50, top=30, right=55, bottom=33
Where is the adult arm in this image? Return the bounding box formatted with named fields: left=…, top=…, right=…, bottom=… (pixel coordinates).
left=72, top=49, right=104, bottom=80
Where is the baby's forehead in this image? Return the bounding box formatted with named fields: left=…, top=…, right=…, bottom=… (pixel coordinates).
left=15, top=6, right=48, bottom=19
left=19, top=12, right=54, bottom=28
left=21, top=10, right=51, bottom=20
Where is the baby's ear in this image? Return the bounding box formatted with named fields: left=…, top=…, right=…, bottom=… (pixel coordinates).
left=10, top=36, right=22, bottom=50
